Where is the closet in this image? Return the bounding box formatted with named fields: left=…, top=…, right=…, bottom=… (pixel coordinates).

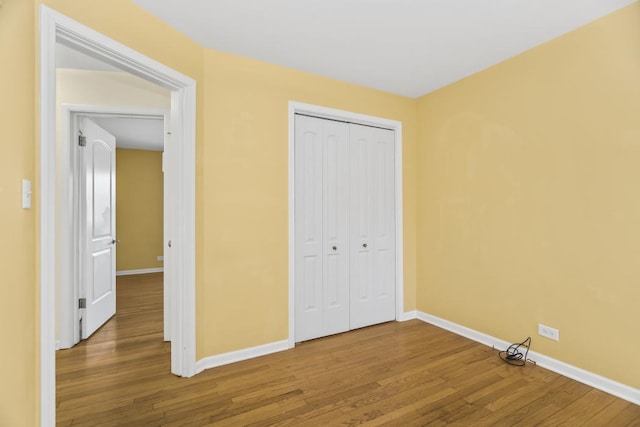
left=294, top=114, right=396, bottom=342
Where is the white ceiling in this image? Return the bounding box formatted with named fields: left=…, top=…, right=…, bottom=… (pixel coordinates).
left=92, top=116, right=164, bottom=151
left=132, top=0, right=636, bottom=98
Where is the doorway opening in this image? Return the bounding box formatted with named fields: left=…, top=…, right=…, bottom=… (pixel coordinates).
left=40, top=6, right=197, bottom=425
left=57, top=106, right=170, bottom=349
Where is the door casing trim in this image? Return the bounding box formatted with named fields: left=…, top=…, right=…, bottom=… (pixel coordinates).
left=287, top=101, right=404, bottom=347
left=39, top=6, right=197, bottom=425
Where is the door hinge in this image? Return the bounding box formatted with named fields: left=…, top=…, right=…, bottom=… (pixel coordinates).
left=78, top=298, right=86, bottom=309
left=78, top=130, right=87, bottom=147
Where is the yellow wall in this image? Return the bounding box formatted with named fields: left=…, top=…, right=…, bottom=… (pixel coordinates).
left=0, top=1, right=37, bottom=425
left=417, top=3, right=640, bottom=388
left=200, top=50, right=417, bottom=356
left=115, top=149, right=164, bottom=271
left=57, top=69, right=170, bottom=107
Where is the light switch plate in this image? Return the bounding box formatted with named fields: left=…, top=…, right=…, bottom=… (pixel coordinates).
left=22, top=179, right=32, bottom=209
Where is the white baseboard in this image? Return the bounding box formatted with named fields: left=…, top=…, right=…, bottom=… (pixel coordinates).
left=195, top=313, right=418, bottom=374
left=399, top=310, right=418, bottom=322
left=116, top=268, right=164, bottom=276
left=195, top=340, right=290, bottom=374
left=417, top=311, right=513, bottom=350
left=417, top=311, right=640, bottom=405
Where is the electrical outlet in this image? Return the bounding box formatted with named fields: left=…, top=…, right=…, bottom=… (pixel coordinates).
left=538, top=323, right=559, bottom=341
left=157, top=256, right=164, bottom=262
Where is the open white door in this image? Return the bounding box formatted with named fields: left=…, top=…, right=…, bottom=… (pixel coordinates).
left=79, top=117, right=117, bottom=339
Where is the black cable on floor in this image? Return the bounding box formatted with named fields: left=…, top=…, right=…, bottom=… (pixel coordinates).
left=499, top=336, right=531, bottom=366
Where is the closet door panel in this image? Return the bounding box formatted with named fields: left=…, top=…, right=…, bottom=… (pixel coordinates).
left=322, top=120, right=350, bottom=336
left=349, top=125, right=376, bottom=329
left=295, top=115, right=324, bottom=342
left=295, top=115, right=350, bottom=342
left=373, top=128, right=396, bottom=323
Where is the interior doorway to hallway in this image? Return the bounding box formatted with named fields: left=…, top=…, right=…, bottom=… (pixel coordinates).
left=39, top=5, right=197, bottom=425
left=57, top=101, right=170, bottom=350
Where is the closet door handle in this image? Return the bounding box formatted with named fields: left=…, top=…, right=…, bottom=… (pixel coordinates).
left=362, top=243, right=368, bottom=248
left=332, top=246, right=337, bottom=251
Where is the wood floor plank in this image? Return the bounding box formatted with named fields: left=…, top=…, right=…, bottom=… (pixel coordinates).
left=480, top=374, right=571, bottom=425
left=56, top=273, right=640, bottom=425
left=584, top=398, right=640, bottom=426
left=607, top=404, right=640, bottom=426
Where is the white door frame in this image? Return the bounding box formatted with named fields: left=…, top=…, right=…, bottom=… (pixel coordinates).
left=287, top=101, right=405, bottom=347
left=57, top=106, right=170, bottom=350
left=39, top=6, right=197, bottom=426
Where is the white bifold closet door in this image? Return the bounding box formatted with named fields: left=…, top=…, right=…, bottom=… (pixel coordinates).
left=349, top=123, right=396, bottom=329
left=295, top=114, right=395, bottom=343
left=295, top=116, right=351, bottom=342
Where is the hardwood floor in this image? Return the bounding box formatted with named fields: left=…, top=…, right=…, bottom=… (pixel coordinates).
left=56, top=273, right=640, bottom=426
